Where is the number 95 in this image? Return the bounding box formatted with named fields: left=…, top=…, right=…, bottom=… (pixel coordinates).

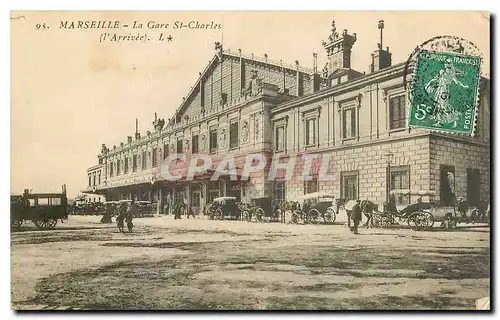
left=36, top=23, right=48, bottom=30
left=415, top=104, right=433, bottom=120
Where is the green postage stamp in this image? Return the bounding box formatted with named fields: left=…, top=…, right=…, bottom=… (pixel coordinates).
left=408, top=50, right=482, bottom=135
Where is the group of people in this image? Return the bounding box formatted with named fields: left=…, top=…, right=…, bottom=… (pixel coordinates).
left=100, top=201, right=135, bottom=233
left=163, top=193, right=195, bottom=219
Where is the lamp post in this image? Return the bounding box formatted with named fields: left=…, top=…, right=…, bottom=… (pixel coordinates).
left=385, top=150, right=394, bottom=204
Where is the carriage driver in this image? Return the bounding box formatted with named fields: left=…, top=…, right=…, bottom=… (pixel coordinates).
left=351, top=200, right=362, bottom=235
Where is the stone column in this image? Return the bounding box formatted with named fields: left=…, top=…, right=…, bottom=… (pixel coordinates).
left=157, top=186, right=163, bottom=215
left=202, top=182, right=208, bottom=215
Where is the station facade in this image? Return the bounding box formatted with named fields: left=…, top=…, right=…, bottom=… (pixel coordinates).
left=83, top=21, right=491, bottom=214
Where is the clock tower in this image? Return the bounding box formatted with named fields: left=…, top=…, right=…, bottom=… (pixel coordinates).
left=321, top=20, right=357, bottom=78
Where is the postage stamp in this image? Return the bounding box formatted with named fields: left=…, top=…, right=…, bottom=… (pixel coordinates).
left=408, top=50, right=482, bottom=135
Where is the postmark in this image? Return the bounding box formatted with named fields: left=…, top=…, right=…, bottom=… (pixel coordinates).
left=403, top=36, right=483, bottom=136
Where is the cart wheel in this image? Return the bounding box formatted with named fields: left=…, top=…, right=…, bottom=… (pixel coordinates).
left=290, top=212, right=299, bottom=224
left=215, top=209, right=224, bottom=220
left=255, top=208, right=265, bottom=223
left=407, top=212, right=429, bottom=231
left=371, top=214, right=382, bottom=228
left=11, top=218, right=23, bottom=228
left=420, top=211, right=434, bottom=230
left=308, top=209, right=321, bottom=225
left=323, top=208, right=336, bottom=224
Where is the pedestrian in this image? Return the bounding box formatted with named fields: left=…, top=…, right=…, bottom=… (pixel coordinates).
left=126, top=201, right=136, bottom=233
left=351, top=199, right=362, bottom=234
left=166, top=192, right=172, bottom=215
left=116, top=203, right=126, bottom=232
left=457, top=196, right=468, bottom=222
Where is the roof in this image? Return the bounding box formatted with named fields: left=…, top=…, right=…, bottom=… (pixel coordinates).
left=172, top=49, right=318, bottom=118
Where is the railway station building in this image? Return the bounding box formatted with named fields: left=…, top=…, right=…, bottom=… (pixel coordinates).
left=83, top=20, right=491, bottom=214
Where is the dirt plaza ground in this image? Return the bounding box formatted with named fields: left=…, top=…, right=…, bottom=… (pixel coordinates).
left=11, top=214, right=490, bottom=310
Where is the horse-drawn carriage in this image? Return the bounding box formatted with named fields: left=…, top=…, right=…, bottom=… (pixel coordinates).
left=290, top=192, right=337, bottom=224
left=136, top=201, right=155, bottom=217
left=370, top=189, right=436, bottom=231
left=207, top=196, right=241, bottom=220
left=242, top=197, right=282, bottom=223
left=11, top=185, right=69, bottom=229
left=71, top=201, right=105, bottom=215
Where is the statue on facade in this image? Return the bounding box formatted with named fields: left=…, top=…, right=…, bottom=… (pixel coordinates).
left=101, top=144, right=108, bottom=155
left=219, top=128, right=227, bottom=148
left=214, top=41, right=223, bottom=61
left=322, top=63, right=329, bottom=78
left=241, top=121, right=249, bottom=143
left=254, top=117, right=260, bottom=141
left=201, top=134, right=207, bottom=152
left=185, top=138, right=190, bottom=152
left=170, top=143, right=175, bottom=153
left=242, top=70, right=262, bottom=98
left=328, top=20, right=339, bottom=42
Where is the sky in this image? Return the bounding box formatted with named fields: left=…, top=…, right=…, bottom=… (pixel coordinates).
left=10, top=11, right=490, bottom=198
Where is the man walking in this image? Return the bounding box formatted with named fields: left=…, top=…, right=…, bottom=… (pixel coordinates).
left=351, top=199, right=362, bottom=235
left=126, top=201, right=136, bottom=233
left=116, top=202, right=126, bottom=233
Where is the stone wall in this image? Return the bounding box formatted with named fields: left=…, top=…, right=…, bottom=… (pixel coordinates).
left=429, top=135, right=490, bottom=204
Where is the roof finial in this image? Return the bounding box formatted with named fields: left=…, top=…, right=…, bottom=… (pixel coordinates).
left=378, top=20, right=385, bottom=50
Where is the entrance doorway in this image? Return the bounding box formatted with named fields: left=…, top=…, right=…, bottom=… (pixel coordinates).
left=439, top=165, right=455, bottom=206
left=467, top=168, right=481, bottom=207
left=190, top=187, right=202, bottom=215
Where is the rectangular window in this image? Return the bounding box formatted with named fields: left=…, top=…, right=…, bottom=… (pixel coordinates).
left=38, top=198, right=49, bottom=206
left=275, top=126, right=285, bottom=151
left=390, top=165, right=410, bottom=205
left=177, top=138, right=183, bottom=154
left=305, top=118, right=316, bottom=146
left=124, top=157, right=129, bottom=174
left=163, top=144, right=169, bottom=159
left=142, top=151, right=147, bottom=170
left=132, top=155, right=137, bottom=172
left=117, top=161, right=121, bottom=175
left=304, top=177, right=318, bottom=195
left=440, top=165, right=455, bottom=206
left=342, top=108, right=357, bottom=139
left=230, top=122, right=239, bottom=149
left=273, top=182, right=286, bottom=202
left=192, top=135, right=199, bottom=154
left=109, top=163, right=114, bottom=177
left=88, top=175, right=91, bottom=187
left=389, top=95, right=407, bottom=130
left=209, top=129, right=218, bottom=152
left=341, top=171, right=358, bottom=200
left=98, top=173, right=101, bottom=185
left=93, top=174, right=96, bottom=186
left=152, top=148, right=158, bottom=167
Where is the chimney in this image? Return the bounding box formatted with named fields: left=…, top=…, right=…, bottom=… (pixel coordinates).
left=369, top=20, right=392, bottom=72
